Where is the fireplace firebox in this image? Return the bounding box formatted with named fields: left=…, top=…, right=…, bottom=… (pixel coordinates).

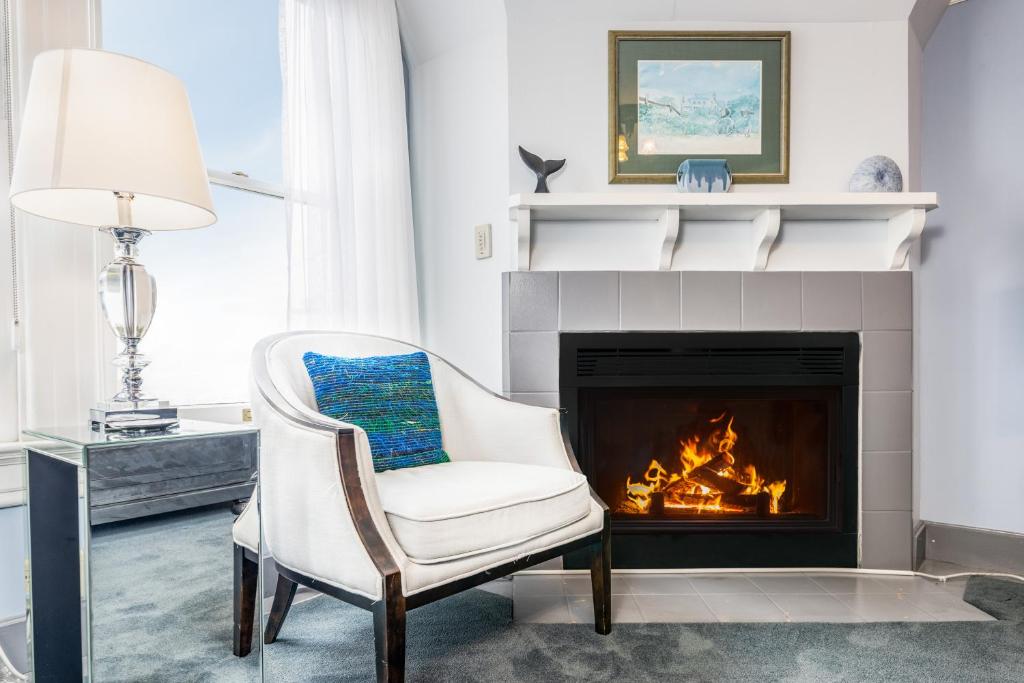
left=561, top=332, right=859, bottom=569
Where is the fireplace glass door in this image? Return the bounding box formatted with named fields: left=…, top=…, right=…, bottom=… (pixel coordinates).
left=582, top=386, right=839, bottom=530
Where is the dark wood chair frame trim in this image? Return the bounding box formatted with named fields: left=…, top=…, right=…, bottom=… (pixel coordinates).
left=231, top=332, right=612, bottom=682
left=232, top=544, right=259, bottom=658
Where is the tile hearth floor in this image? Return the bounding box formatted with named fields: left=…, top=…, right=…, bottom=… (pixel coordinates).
left=493, top=572, right=994, bottom=624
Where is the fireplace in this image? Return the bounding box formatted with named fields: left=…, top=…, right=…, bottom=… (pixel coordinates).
left=561, top=332, right=859, bottom=569
left=591, top=387, right=837, bottom=525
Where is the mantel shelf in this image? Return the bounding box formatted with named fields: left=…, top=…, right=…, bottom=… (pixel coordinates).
left=508, top=192, right=938, bottom=272
left=509, top=192, right=937, bottom=221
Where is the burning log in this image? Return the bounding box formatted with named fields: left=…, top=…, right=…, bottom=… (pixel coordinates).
left=755, top=491, right=771, bottom=516
left=650, top=491, right=665, bottom=516
left=655, top=491, right=760, bottom=514
left=615, top=412, right=788, bottom=517
left=659, top=480, right=760, bottom=513
left=699, top=451, right=735, bottom=473
left=689, top=462, right=745, bottom=496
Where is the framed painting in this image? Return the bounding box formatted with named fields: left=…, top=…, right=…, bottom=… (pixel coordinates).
left=608, top=31, right=790, bottom=184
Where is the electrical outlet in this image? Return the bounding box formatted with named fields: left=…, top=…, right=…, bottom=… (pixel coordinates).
left=474, top=223, right=492, bottom=259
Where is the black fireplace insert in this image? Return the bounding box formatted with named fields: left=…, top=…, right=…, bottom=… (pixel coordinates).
left=561, top=332, right=859, bottom=569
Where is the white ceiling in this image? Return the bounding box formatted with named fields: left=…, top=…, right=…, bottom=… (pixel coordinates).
left=397, top=0, right=952, bottom=68
left=649, top=0, right=919, bottom=22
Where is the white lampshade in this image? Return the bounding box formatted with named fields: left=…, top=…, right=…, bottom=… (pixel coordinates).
left=10, top=49, right=216, bottom=230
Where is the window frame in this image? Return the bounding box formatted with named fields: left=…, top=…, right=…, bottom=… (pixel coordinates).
left=209, top=170, right=285, bottom=200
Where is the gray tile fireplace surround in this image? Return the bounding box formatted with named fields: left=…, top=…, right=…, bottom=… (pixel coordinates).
left=501, top=271, right=914, bottom=570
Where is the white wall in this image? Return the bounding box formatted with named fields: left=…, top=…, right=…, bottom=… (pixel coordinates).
left=0, top=0, right=100, bottom=634
left=507, top=1, right=912, bottom=194
left=399, top=0, right=948, bottom=395
left=12, top=0, right=107, bottom=431
left=0, top=14, right=16, bottom=445
left=919, top=0, right=1024, bottom=535
left=399, top=0, right=511, bottom=390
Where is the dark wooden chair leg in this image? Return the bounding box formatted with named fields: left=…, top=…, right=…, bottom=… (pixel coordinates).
left=264, top=572, right=299, bottom=644
left=590, top=525, right=612, bottom=635
left=233, top=544, right=258, bottom=657
left=373, top=574, right=406, bottom=683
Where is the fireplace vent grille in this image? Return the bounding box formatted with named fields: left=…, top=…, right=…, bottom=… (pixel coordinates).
left=575, top=346, right=848, bottom=379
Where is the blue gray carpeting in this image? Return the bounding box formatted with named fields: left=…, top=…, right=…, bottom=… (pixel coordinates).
left=90, top=506, right=259, bottom=682
left=89, top=506, right=1024, bottom=682
left=0, top=650, right=20, bottom=683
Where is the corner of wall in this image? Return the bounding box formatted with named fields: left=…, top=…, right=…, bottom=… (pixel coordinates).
left=906, top=23, right=924, bottom=192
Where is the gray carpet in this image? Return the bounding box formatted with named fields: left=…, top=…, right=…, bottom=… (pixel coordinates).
left=0, top=655, right=20, bottom=683
left=0, top=622, right=26, bottom=682
left=91, top=505, right=259, bottom=682
left=90, top=506, right=1024, bottom=682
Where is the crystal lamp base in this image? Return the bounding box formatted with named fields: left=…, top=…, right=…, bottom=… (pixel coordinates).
left=94, top=194, right=176, bottom=433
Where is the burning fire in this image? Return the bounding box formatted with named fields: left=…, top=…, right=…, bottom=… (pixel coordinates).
left=619, top=412, right=787, bottom=516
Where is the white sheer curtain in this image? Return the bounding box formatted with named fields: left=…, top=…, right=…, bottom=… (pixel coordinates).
left=280, top=0, right=420, bottom=341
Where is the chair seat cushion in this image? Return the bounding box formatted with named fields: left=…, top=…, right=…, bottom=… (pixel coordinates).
left=375, top=461, right=590, bottom=564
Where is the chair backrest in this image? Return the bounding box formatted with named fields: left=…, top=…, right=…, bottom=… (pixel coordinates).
left=256, top=331, right=429, bottom=423
left=252, top=330, right=506, bottom=443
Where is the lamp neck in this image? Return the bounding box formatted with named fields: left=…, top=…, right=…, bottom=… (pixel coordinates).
left=115, top=191, right=135, bottom=226
left=105, top=192, right=150, bottom=260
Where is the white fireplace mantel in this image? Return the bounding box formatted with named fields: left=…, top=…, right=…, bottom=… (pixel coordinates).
left=508, top=192, right=938, bottom=273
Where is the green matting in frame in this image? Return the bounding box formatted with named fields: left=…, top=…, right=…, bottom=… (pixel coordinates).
left=609, top=31, right=790, bottom=184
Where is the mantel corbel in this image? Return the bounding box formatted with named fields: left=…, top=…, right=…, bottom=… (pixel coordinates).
left=886, top=207, right=926, bottom=270
left=657, top=209, right=680, bottom=270
left=751, top=208, right=781, bottom=271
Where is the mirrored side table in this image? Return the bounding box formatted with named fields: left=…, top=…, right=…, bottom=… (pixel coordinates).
left=22, top=420, right=258, bottom=682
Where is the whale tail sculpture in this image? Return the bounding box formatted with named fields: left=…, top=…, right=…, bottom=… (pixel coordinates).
left=518, top=146, right=565, bottom=193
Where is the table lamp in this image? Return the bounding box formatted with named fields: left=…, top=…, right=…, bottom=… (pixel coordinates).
left=10, top=49, right=216, bottom=431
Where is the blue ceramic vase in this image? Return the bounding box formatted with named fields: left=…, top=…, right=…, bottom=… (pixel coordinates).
left=676, top=159, right=732, bottom=193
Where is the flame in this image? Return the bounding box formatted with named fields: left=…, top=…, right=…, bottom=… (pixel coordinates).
left=679, top=436, right=709, bottom=473
left=617, top=413, right=787, bottom=516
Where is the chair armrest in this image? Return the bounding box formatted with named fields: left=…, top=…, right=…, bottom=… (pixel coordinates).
left=334, top=428, right=401, bottom=577
left=250, top=368, right=405, bottom=599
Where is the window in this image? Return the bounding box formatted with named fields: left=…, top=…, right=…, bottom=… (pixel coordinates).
left=101, top=0, right=285, bottom=405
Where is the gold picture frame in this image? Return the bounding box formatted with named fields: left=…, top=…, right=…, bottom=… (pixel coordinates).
left=608, top=31, right=791, bottom=184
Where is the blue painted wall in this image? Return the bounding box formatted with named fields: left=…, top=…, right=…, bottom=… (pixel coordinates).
left=921, top=0, right=1024, bottom=534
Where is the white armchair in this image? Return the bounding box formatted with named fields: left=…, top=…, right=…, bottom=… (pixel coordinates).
left=231, top=331, right=611, bottom=682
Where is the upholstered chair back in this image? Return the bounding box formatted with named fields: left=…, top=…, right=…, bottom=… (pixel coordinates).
left=264, top=332, right=424, bottom=417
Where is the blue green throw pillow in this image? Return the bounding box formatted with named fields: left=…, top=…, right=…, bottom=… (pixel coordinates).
left=302, top=350, right=450, bottom=472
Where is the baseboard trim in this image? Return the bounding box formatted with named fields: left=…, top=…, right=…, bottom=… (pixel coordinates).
left=922, top=520, right=1024, bottom=575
